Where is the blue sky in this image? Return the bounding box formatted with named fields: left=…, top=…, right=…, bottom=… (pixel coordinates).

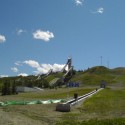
left=0, top=0, right=125, bottom=77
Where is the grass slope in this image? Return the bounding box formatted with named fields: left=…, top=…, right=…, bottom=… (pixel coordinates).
left=1, top=66, right=125, bottom=88
left=73, top=66, right=125, bottom=86
left=56, top=88, right=125, bottom=125
left=1, top=66, right=125, bottom=124
left=0, top=87, right=94, bottom=125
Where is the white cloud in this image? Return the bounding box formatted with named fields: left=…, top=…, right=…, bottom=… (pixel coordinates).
left=15, top=61, right=22, bottom=66
left=17, top=29, right=26, bottom=35
left=75, top=0, right=84, bottom=6
left=18, top=73, right=28, bottom=76
left=52, top=64, right=65, bottom=72
left=11, top=67, right=19, bottom=72
left=24, top=60, right=40, bottom=68
left=91, top=7, right=104, bottom=14
left=33, top=30, right=54, bottom=42
left=0, top=34, right=6, bottom=43
left=34, top=63, right=65, bottom=74
left=16, top=59, right=68, bottom=75
left=41, top=64, right=53, bottom=71
left=97, top=7, right=104, bottom=14
left=0, top=75, right=8, bottom=78
left=34, top=67, right=48, bottom=74
left=23, top=60, right=65, bottom=75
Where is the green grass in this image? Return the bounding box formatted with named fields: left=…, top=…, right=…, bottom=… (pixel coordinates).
left=115, top=75, right=125, bottom=83
left=81, top=89, right=125, bottom=115
left=1, top=65, right=125, bottom=125
left=71, top=73, right=115, bottom=86
left=1, top=66, right=125, bottom=90
left=56, top=88, right=125, bottom=124
left=0, top=87, right=95, bottom=125
left=56, top=118, right=125, bottom=125
left=45, top=72, right=64, bottom=82
left=13, top=88, right=94, bottom=100
left=1, top=87, right=125, bottom=125
left=0, top=87, right=94, bottom=101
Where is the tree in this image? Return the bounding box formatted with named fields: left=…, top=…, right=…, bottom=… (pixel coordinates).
left=1, top=80, right=11, bottom=95
left=42, top=79, right=49, bottom=88
left=12, top=80, right=17, bottom=94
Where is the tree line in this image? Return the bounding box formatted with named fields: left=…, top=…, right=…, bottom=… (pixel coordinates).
left=0, top=77, right=49, bottom=95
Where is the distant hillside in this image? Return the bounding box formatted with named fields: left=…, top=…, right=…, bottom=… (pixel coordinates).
left=1, top=66, right=125, bottom=91
left=110, top=67, right=125, bottom=75
left=69, top=66, right=125, bottom=86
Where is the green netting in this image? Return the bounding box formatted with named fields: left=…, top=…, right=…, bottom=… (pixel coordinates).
left=0, top=99, right=65, bottom=106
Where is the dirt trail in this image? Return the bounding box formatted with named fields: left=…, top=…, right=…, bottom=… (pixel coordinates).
left=0, top=107, right=56, bottom=125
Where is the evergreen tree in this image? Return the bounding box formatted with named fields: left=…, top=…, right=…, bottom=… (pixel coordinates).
left=7, top=81, right=11, bottom=95
left=1, top=80, right=9, bottom=95
left=1, top=80, right=12, bottom=95
left=12, top=80, right=17, bottom=94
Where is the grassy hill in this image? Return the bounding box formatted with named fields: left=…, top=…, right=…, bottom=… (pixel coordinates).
left=1, top=66, right=125, bottom=90
left=69, top=66, right=125, bottom=87
left=56, top=88, right=125, bottom=125
left=1, top=66, right=125, bottom=124
left=0, top=65, right=124, bottom=97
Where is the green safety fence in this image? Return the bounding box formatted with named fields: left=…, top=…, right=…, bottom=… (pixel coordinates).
left=0, top=99, right=65, bottom=106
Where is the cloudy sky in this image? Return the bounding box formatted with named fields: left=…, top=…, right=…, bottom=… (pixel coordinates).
left=0, top=0, right=125, bottom=77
